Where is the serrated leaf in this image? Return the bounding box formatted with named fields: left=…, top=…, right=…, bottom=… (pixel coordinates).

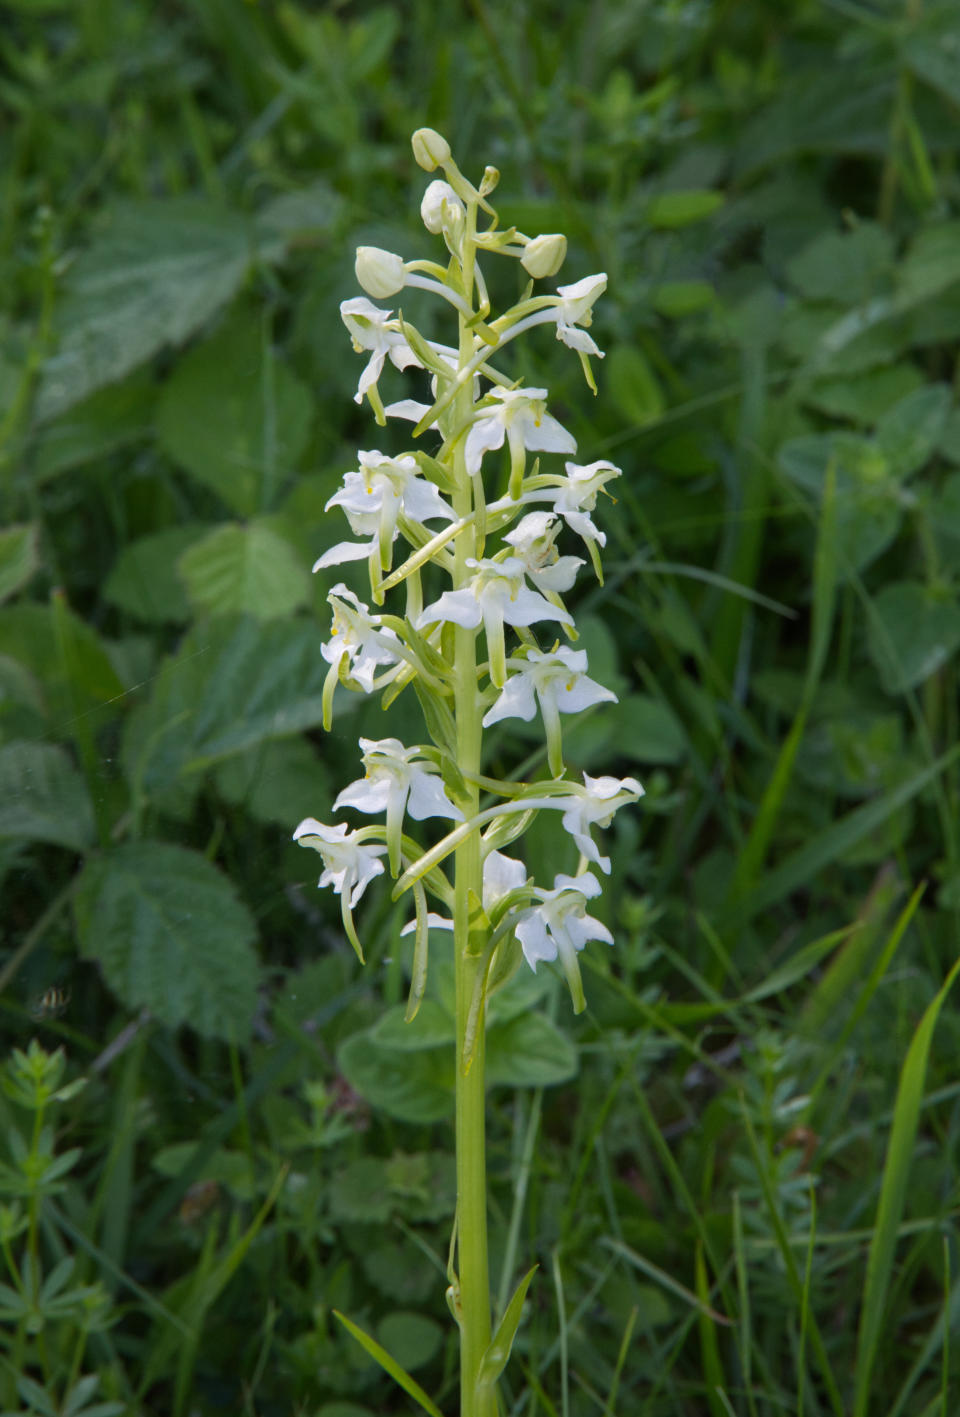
left=0, top=525, right=39, bottom=604
left=74, top=842, right=259, bottom=1040
left=0, top=604, right=123, bottom=727
left=156, top=309, right=313, bottom=516
left=120, top=616, right=330, bottom=797
left=0, top=742, right=95, bottom=851
left=32, top=376, right=155, bottom=483
left=867, top=582, right=960, bottom=694
left=38, top=201, right=254, bottom=422
left=178, top=521, right=309, bottom=619
left=486, top=1012, right=578, bottom=1088
left=104, top=524, right=209, bottom=624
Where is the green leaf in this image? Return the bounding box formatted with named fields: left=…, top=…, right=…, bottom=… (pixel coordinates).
left=646, top=189, right=723, bottom=228
left=486, top=1013, right=578, bottom=1088
left=151, top=1143, right=255, bottom=1200
left=155, top=309, right=313, bottom=516
left=786, top=223, right=893, bottom=305
left=778, top=433, right=900, bottom=574
left=0, top=525, right=39, bottom=604
left=333, top=1311, right=445, bottom=1417
left=652, top=280, right=714, bottom=317
left=605, top=346, right=664, bottom=428
left=370, top=1000, right=455, bottom=1053
left=867, top=581, right=960, bottom=694
left=74, top=842, right=259, bottom=1040
left=0, top=742, right=95, bottom=851
left=38, top=201, right=255, bottom=422
left=0, top=604, right=124, bottom=728
left=31, top=375, right=155, bottom=483
left=213, top=736, right=330, bottom=827
left=874, top=384, right=951, bottom=480
left=899, top=220, right=960, bottom=305
left=337, top=1031, right=453, bottom=1124
left=104, top=524, right=209, bottom=624
left=178, top=521, right=309, bottom=619
left=476, top=1265, right=538, bottom=1395
left=852, top=954, right=960, bottom=1417
left=120, top=617, right=330, bottom=797
left=376, top=1312, right=442, bottom=1372
left=805, top=365, right=924, bottom=426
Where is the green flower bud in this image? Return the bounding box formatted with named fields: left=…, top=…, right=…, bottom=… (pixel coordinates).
left=411, top=127, right=451, bottom=171
left=355, top=246, right=407, bottom=299
left=521, top=233, right=568, bottom=279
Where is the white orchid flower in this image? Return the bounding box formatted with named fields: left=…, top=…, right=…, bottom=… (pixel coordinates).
left=421, top=179, right=465, bottom=235
left=553, top=274, right=607, bottom=357
left=482, top=646, right=617, bottom=777
left=320, top=450, right=454, bottom=571
left=340, top=297, right=423, bottom=415
left=292, top=817, right=389, bottom=961
left=319, top=584, right=401, bottom=726
left=554, top=773, right=644, bottom=874
left=465, top=387, right=576, bottom=497
left=502, top=512, right=583, bottom=593
left=515, top=871, right=612, bottom=1013
left=400, top=849, right=527, bottom=937
left=417, top=556, right=573, bottom=688
left=334, top=736, right=464, bottom=875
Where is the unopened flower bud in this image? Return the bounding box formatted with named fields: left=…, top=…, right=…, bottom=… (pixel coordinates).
left=355, top=246, right=407, bottom=299
left=479, top=165, right=500, bottom=197
left=411, top=127, right=451, bottom=171
left=421, top=180, right=464, bottom=235
left=521, top=233, right=568, bottom=279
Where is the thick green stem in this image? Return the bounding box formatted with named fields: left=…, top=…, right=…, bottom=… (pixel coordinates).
left=451, top=202, right=496, bottom=1417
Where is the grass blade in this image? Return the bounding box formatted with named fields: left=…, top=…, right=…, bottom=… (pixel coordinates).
left=333, top=1310, right=445, bottom=1417
left=852, top=953, right=960, bottom=1417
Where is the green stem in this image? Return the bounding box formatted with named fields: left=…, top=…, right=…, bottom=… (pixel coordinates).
left=452, top=199, right=496, bottom=1417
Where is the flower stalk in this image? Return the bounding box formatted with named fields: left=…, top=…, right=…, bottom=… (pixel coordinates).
left=292, top=127, right=641, bottom=1416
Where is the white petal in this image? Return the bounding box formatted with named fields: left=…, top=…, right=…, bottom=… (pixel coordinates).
left=403, top=477, right=455, bottom=524
left=334, top=777, right=393, bottom=815
left=418, top=589, right=483, bottom=630
left=482, top=851, right=527, bottom=909
left=482, top=674, right=538, bottom=727
left=400, top=912, right=454, bottom=935
left=515, top=912, right=557, bottom=970
left=406, top=770, right=464, bottom=821
left=520, top=409, right=577, bottom=454
left=500, top=584, right=574, bottom=629
left=313, top=538, right=376, bottom=571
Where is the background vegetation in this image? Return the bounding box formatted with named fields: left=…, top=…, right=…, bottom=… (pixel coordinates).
left=2, top=0, right=960, bottom=1413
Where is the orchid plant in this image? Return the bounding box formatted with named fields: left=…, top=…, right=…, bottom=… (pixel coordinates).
left=293, top=128, right=641, bottom=1417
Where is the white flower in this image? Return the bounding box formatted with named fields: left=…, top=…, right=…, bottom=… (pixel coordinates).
left=335, top=737, right=463, bottom=874
left=503, top=512, right=583, bottom=593
left=316, top=450, right=454, bottom=574
left=292, top=818, right=387, bottom=908
left=321, top=583, right=400, bottom=692
left=340, top=297, right=423, bottom=407
left=399, top=850, right=526, bottom=936
left=483, top=647, right=616, bottom=775
left=554, top=274, right=607, bottom=357
left=412, top=127, right=451, bottom=171
left=548, top=459, right=622, bottom=548
left=355, top=246, right=407, bottom=299
left=465, top=387, right=576, bottom=492
left=515, top=872, right=612, bottom=1013
left=556, top=773, right=644, bottom=874
left=417, top=557, right=573, bottom=687
left=421, top=180, right=464, bottom=235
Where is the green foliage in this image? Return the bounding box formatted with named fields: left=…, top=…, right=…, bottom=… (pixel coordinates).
left=2, top=0, right=960, bottom=1412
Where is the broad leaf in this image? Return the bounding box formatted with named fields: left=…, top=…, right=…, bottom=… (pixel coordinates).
left=867, top=581, right=960, bottom=694
left=376, top=1312, right=442, bottom=1372
left=213, top=736, right=331, bottom=827
left=155, top=309, right=313, bottom=516
left=337, top=1031, right=453, bottom=1124
left=120, top=616, right=329, bottom=797
left=104, top=524, right=209, bottom=624
left=37, top=201, right=254, bottom=422
left=0, top=742, right=95, bottom=851
left=178, top=521, right=309, bottom=619
left=0, top=604, right=124, bottom=728
left=74, top=841, right=259, bottom=1040
left=32, top=376, right=155, bottom=483
left=486, top=1012, right=578, bottom=1088
left=875, top=384, right=951, bottom=480
left=646, top=189, right=723, bottom=228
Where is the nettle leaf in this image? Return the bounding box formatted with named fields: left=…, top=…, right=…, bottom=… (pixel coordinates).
left=486, top=1013, right=578, bottom=1088
left=0, top=742, right=95, bottom=851
left=32, top=375, right=155, bottom=484
left=178, top=521, right=309, bottom=620
left=37, top=201, right=255, bottom=423
left=74, top=842, right=259, bottom=1040
left=0, top=525, right=39, bottom=604
left=0, top=604, right=124, bottom=728
left=120, top=616, right=329, bottom=798
left=875, top=385, right=952, bottom=480
left=867, top=582, right=960, bottom=695
left=156, top=309, right=313, bottom=517
left=104, top=524, right=210, bottom=624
